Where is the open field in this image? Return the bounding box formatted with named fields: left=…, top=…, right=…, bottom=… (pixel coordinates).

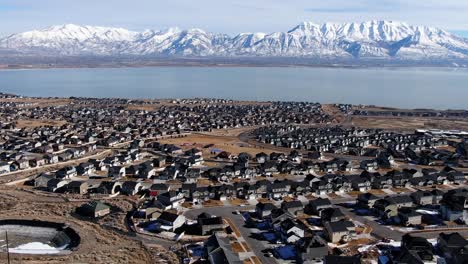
left=200, top=126, right=259, bottom=137
left=159, top=133, right=273, bottom=156
left=349, top=116, right=468, bottom=131
left=16, top=119, right=67, bottom=128
left=322, top=104, right=346, bottom=123
left=0, top=97, right=72, bottom=108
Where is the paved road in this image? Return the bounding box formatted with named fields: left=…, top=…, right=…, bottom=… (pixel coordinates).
left=337, top=205, right=404, bottom=241
left=185, top=206, right=277, bottom=264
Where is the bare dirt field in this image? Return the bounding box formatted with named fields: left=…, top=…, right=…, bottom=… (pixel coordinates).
left=0, top=187, right=178, bottom=264
left=16, top=119, right=67, bottom=128
left=0, top=98, right=72, bottom=108
left=322, top=104, right=345, bottom=123
left=349, top=116, right=468, bottom=131
left=201, top=127, right=259, bottom=137
left=159, top=133, right=271, bottom=156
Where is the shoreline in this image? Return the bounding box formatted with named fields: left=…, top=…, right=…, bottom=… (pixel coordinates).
left=0, top=59, right=467, bottom=71
left=0, top=64, right=466, bottom=71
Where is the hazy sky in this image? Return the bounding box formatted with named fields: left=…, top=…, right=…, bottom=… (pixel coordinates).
left=1, top=0, right=468, bottom=37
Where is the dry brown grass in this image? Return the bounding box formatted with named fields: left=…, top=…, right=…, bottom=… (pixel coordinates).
left=202, top=199, right=224, bottom=207
left=159, top=133, right=271, bottom=156
left=181, top=202, right=193, bottom=209
left=348, top=191, right=363, bottom=197
left=0, top=98, right=72, bottom=108
left=241, top=242, right=251, bottom=252
left=231, top=198, right=248, bottom=206
left=391, top=187, right=410, bottom=194
left=197, top=178, right=214, bottom=186
left=350, top=116, right=468, bottom=131
left=322, top=104, right=346, bottom=123
left=328, top=193, right=341, bottom=199
left=231, top=241, right=246, bottom=253
left=251, top=256, right=262, bottom=264
left=126, top=104, right=159, bottom=111
left=257, top=198, right=272, bottom=204
left=202, top=127, right=258, bottom=137
left=16, top=119, right=67, bottom=128
left=368, top=189, right=387, bottom=196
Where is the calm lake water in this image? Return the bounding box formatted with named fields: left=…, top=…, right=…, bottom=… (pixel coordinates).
left=0, top=67, right=467, bottom=109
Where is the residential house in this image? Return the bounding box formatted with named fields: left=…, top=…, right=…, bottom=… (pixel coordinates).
left=305, top=198, right=332, bottom=216
left=437, top=232, right=468, bottom=259
left=281, top=200, right=304, bottom=216
left=324, top=220, right=356, bottom=243
left=47, top=179, right=69, bottom=192
left=77, top=201, right=111, bottom=218
left=121, top=181, right=143, bottom=196
left=34, top=173, right=54, bottom=189
left=321, top=207, right=346, bottom=223
left=56, top=166, right=77, bottom=179
left=357, top=193, right=379, bottom=209
left=256, top=202, right=277, bottom=218
left=277, top=218, right=307, bottom=243
left=76, top=162, right=95, bottom=176
left=398, top=207, right=422, bottom=226
left=197, top=214, right=226, bottom=236
left=295, top=236, right=329, bottom=264
left=67, top=181, right=89, bottom=194
left=157, top=211, right=186, bottom=232
left=440, top=190, right=468, bottom=223
left=398, top=234, right=434, bottom=263
left=157, top=191, right=185, bottom=209
left=204, top=233, right=243, bottom=264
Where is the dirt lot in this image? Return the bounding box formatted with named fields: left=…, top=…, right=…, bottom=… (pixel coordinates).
left=16, top=119, right=67, bottom=128
left=0, top=98, right=72, bottom=108
left=322, top=104, right=346, bottom=123
left=200, top=126, right=260, bottom=137
left=159, top=133, right=271, bottom=156
left=349, top=116, right=468, bottom=131
left=0, top=187, right=177, bottom=264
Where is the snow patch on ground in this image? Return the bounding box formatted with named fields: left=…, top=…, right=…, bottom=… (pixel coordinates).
left=9, top=242, right=66, bottom=254
left=357, top=240, right=402, bottom=253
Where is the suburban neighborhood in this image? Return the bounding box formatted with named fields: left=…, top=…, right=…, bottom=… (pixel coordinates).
left=0, top=94, right=467, bottom=264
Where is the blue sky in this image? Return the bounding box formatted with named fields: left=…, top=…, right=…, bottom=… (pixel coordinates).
left=1, top=0, right=467, bottom=37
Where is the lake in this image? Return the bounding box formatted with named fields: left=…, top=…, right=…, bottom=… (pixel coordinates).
left=0, top=66, right=467, bottom=109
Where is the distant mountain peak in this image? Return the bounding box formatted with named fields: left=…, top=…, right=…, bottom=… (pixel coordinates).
left=1, top=21, right=467, bottom=59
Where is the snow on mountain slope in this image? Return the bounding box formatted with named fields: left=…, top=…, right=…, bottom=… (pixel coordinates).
left=1, top=21, right=467, bottom=59
left=0, top=24, right=138, bottom=55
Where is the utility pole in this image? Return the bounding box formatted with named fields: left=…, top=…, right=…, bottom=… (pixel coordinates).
left=5, top=231, right=10, bottom=264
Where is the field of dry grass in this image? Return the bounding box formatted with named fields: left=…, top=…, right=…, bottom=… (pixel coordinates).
left=0, top=97, right=72, bottom=107
left=349, top=116, right=468, bottom=131
left=16, top=119, right=67, bottom=128
left=159, top=133, right=270, bottom=156
left=322, top=104, right=346, bottom=123
left=231, top=241, right=246, bottom=253
left=202, top=200, right=224, bottom=207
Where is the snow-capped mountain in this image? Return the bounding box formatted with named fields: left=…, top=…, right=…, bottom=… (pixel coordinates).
left=1, top=21, right=468, bottom=60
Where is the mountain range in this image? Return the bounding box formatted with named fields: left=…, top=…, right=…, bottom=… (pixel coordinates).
left=1, top=21, right=468, bottom=62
